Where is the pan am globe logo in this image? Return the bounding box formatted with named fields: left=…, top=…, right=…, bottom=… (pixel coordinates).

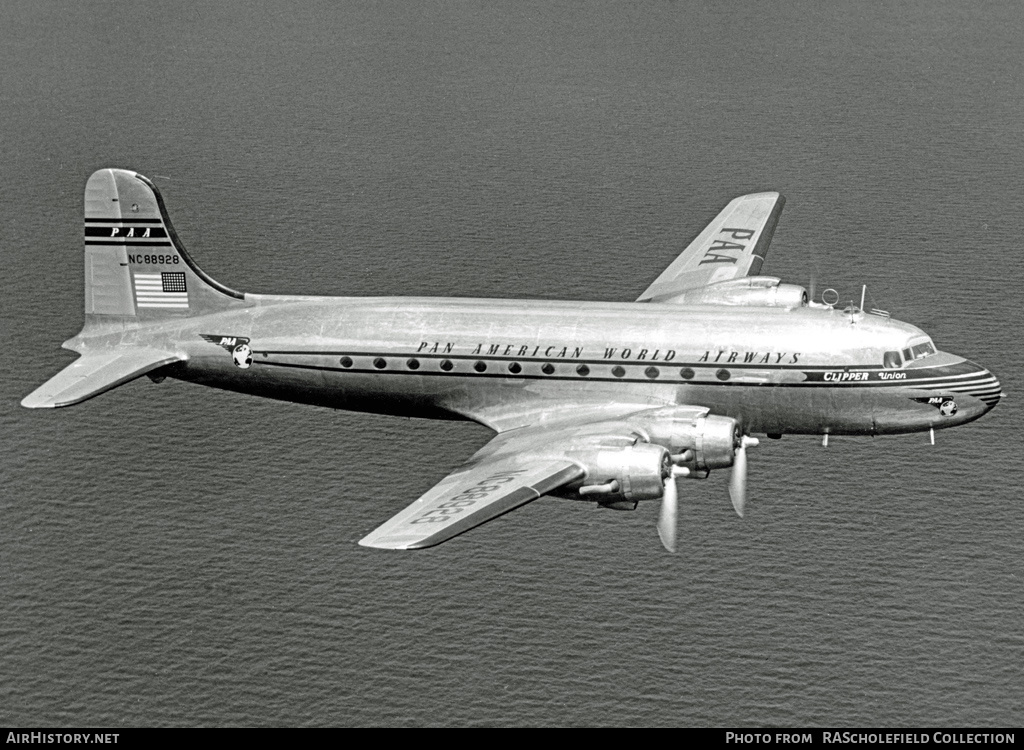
left=199, top=334, right=254, bottom=369
left=914, top=395, right=959, bottom=417
left=232, top=343, right=253, bottom=369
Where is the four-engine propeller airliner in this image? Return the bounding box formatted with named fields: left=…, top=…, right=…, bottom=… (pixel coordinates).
left=23, top=169, right=1002, bottom=551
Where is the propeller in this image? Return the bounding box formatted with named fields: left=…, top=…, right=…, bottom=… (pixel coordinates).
left=728, top=435, right=759, bottom=518
left=657, top=436, right=757, bottom=552
left=658, top=474, right=678, bottom=553
left=658, top=465, right=688, bottom=553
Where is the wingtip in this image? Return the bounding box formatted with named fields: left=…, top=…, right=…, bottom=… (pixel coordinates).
left=357, top=534, right=421, bottom=550
left=736, top=191, right=784, bottom=205
left=20, top=393, right=57, bottom=409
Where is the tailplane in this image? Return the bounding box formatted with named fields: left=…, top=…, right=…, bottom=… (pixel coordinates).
left=21, top=348, right=182, bottom=409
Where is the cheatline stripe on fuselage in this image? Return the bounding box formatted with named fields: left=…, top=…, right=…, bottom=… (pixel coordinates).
left=257, top=349, right=982, bottom=375
left=246, top=353, right=994, bottom=394
left=254, top=350, right=989, bottom=378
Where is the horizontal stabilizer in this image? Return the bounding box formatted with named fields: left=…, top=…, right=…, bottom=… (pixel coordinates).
left=21, top=348, right=184, bottom=409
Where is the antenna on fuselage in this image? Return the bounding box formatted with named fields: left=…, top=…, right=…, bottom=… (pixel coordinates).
left=862, top=285, right=891, bottom=318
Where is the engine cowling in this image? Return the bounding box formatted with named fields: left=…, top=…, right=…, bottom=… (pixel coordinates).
left=635, top=410, right=741, bottom=474
left=658, top=277, right=808, bottom=308
left=686, top=414, right=741, bottom=472
left=572, top=442, right=670, bottom=508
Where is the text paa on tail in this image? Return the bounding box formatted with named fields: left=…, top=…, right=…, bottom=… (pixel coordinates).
left=22, top=169, right=251, bottom=408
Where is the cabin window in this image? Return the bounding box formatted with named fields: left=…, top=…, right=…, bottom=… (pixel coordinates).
left=507, top=362, right=522, bottom=374
left=474, top=361, right=487, bottom=372
left=406, top=358, right=420, bottom=370
left=716, top=368, right=731, bottom=381
left=340, top=356, right=353, bottom=368
left=373, top=357, right=387, bottom=369
left=541, top=363, right=555, bottom=375
left=645, top=366, right=660, bottom=379
left=440, top=359, right=454, bottom=371
left=680, top=367, right=695, bottom=380
left=611, top=366, right=626, bottom=378
left=576, top=364, right=590, bottom=377
left=883, top=351, right=902, bottom=369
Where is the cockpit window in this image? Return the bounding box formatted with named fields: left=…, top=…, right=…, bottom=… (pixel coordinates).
left=902, top=340, right=936, bottom=362
left=883, top=351, right=902, bottom=369
left=911, top=342, right=935, bottom=359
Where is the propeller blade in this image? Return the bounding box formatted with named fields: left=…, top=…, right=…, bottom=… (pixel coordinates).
left=729, top=436, right=758, bottom=518
left=658, top=476, right=678, bottom=553
left=729, top=445, right=747, bottom=517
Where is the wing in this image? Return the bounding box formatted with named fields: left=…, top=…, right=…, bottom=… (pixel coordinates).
left=636, top=192, right=785, bottom=303
left=359, top=408, right=642, bottom=550
left=21, top=347, right=184, bottom=409
left=358, top=450, right=584, bottom=550
left=358, top=403, right=716, bottom=550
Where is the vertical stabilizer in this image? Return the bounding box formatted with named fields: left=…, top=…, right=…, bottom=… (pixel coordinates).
left=82, top=169, right=249, bottom=326
left=23, top=169, right=249, bottom=407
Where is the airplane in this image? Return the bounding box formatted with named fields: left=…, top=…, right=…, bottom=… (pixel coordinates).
left=22, top=169, right=1003, bottom=552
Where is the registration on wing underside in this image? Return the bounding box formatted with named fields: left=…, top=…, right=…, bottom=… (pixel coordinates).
left=359, top=457, right=584, bottom=550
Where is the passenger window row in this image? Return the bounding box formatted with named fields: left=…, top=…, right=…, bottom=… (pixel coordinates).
left=337, top=357, right=737, bottom=381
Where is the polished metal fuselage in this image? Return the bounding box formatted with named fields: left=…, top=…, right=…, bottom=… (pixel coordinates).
left=94, top=293, right=1000, bottom=437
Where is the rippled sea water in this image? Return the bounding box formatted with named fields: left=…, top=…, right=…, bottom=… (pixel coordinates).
left=2, top=0, right=1022, bottom=727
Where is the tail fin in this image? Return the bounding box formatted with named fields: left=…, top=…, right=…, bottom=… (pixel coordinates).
left=22, top=169, right=249, bottom=408
left=83, top=168, right=248, bottom=322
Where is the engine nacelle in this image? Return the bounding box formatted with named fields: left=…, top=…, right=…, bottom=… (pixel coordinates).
left=571, top=442, right=670, bottom=503
left=658, top=277, right=808, bottom=308
left=636, top=410, right=741, bottom=474
left=686, top=415, right=740, bottom=472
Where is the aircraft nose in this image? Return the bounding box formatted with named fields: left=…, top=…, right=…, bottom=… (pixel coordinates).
left=962, top=362, right=1003, bottom=410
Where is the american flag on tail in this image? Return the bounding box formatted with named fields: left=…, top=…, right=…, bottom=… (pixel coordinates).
left=134, top=272, right=189, bottom=309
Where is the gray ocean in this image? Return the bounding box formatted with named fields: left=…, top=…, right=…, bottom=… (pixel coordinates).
left=2, top=0, right=1022, bottom=727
